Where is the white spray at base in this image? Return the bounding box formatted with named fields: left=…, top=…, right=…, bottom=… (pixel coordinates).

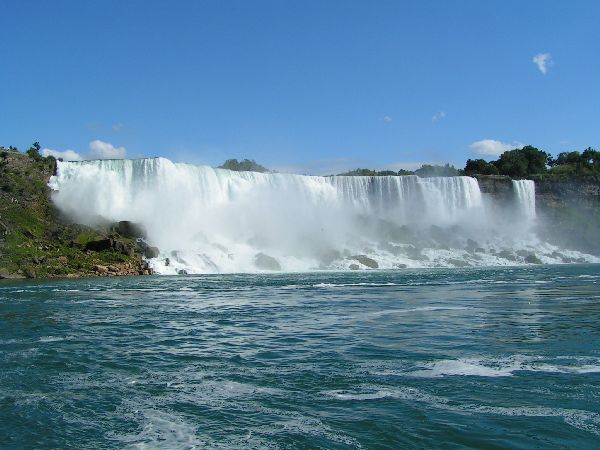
left=48, top=158, right=598, bottom=273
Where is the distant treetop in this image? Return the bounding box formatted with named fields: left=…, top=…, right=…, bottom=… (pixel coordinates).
left=218, top=159, right=269, bottom=173
left=337, top=168, right=416, bottom=176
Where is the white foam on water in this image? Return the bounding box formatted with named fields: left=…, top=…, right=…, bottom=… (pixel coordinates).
left=117, top=409, right=205, bottom=450
left=323, top=385, right=600, bottom=436
left=411, top=355, right=600, bottom=378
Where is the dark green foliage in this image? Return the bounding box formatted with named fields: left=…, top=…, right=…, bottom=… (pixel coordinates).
left=464, top=159, right=499, bottom=176
left=415, top=164, right=461, bottom=177
left=219, top=159, right=269, bottom=173
left=338, top=168, right=415, bottom=176
left=25, top=141, right=42, bottom=161
left=544, top=147, right=600, bottom=179
left=339, top=168, right=379, bottom=176
left=493, top=145, right=550, bottom=178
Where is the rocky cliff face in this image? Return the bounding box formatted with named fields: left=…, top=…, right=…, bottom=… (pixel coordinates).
left=0, top=150, right=152, bottom=279
left=534, top=179, right=600, bottom=256
left=476, top=174, right=600, bottom=256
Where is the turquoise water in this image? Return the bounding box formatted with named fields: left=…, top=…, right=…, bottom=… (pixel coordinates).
left=1, top=265, right=600, bottom=449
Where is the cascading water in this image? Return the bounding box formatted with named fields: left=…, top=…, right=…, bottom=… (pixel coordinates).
left=49, top=158, right=598, bottom=273
left=512, top=179, right=536, bottom=222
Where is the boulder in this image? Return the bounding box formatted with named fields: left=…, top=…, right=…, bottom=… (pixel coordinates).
left=84, top=238, right=112, bottom=252
left=498, top=250, right=517, bottom=261
left=143, top=246, right=160, bottom=258
left=254, top=253, right=281, bottom=271
left=114, top=221, right=147, bottom=239
left=349, top=264, right=360, bottom=270
left=525, top=254, right=543, bottom=264
left=0, top=268, right=25, bottom=279
left=94, top=264, right=109, bottom=274
left=349, top=255, right=379, bottom=269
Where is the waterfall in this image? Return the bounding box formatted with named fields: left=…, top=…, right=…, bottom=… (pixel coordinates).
left=48, top=158, right=594, bottom=272
left=512, top=179, right=536, bottom=221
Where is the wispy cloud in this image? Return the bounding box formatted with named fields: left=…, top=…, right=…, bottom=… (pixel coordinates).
left=432, top=111, right=446, bottom=122
left=532, top=53, right=553, bottom=75
left=41, top=148, right=84, bottom=161
left=469, top=139, right=522, bottom=157
left=112, top=122, right=125, bottom=132
left=88, top=140, right=127, bottom=159
left=383, top=115, right=393, bottom=123
left=41, top=140, right=127, bottom=161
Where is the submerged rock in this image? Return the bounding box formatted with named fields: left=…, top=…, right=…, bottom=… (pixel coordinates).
left=349, top=263, right=360, bottom=270
left=349, top=255, right=379, bottom=269
left=254, top=253, right=281, bottom=271
left=448, top=259, right=471, bottom=268
left=525, top=254, right=543, bottom=264
left=498, top=250, right=517, bottom=261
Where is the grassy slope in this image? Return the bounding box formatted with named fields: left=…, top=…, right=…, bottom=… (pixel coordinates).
left=0, top=150, right=145, bottom=278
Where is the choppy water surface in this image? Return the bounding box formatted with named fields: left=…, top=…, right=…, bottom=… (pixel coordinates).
left=1, top=265, right=600, bottom=448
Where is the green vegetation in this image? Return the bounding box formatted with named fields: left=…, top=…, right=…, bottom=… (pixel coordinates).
left=338, top=168, right=414, bottom=176
left=25, top=141, right=44, bottom=161
left=0, top=145, right=148, bottom=279
left=338, top=164, right=459, bottom=177
left=414, top=164, right=460, bottom=177
left=464, top=159, right=499, bottom=176
left=493, top=145, right=550, bottom=178
left=334, top=145, right=598, bottom=181
left=219, top=158, right=269, bottom=173
left=465, top=145, right=599, bottom=180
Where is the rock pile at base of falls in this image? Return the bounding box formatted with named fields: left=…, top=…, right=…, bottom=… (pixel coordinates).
left=349, top=255, right=379, bottom=269
left=254, top=253, right=282, bottom=271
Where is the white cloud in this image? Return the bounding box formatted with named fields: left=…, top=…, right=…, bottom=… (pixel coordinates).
left=469, top=139, right=522, bottom=157
left=41, top=148, right=83, bottom=161
left=40, top=140, right=127, bottom=161
left=383, top=115, right=393, bottom=123
left=533, top=53, right=552, bottom=75
left=432, top=111, right=446, bottom=122
left=112, top=122, right=124, bottom=131
left=88, top=140, right=127, bottom=159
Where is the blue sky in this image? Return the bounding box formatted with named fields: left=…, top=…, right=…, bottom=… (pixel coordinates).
left=1, top=0, right=599, bottom=174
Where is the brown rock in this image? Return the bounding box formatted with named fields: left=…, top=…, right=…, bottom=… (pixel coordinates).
left=94, top=264, right=109, bottom=274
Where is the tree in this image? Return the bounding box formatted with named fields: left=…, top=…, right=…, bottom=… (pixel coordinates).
left=414, top=163, right=461, bottom=177
left=26, top=142, right=42, bottom=160
left=464, top=159, right=499, bottom=176
left=494, top=145, right=549, bottom=178
left=548, top=147, right=600, bottom=177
